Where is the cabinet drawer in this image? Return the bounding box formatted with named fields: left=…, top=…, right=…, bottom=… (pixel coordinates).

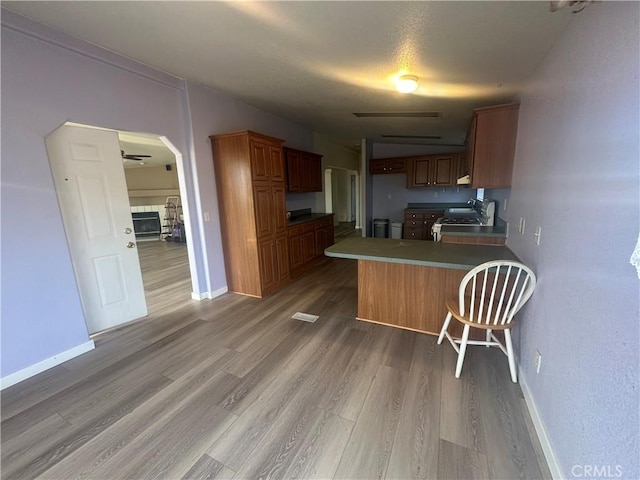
left=314, top=216, right=333, bottom=229
left=404, top=227, right=424, bottom=240
left=404, top=212, right=426, bottom=220
left=405, top=219, right=424, bottom=228
left=287, top=222, right=314, bottom=237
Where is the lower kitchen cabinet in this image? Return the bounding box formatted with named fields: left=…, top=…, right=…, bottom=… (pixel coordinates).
left=258, top=234, right=290, bottom=295
left=288, top=214, right=334, bottom=277
left=403, top=209, right=444, bottom=241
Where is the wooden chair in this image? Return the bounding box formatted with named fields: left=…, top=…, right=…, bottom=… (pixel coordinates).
left=437, top=260, right=537, bottom=383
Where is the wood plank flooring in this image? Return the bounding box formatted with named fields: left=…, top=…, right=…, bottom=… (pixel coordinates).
left=1, top=257, right=551, bottom=479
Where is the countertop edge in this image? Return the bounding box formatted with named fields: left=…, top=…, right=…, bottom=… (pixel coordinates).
left=324, top=249, right=474, bottom=270
left=287, top=213, right=334, bottom=227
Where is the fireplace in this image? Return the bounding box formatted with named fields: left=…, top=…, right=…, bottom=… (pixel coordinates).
left=131, top=211, right=161, bottom=240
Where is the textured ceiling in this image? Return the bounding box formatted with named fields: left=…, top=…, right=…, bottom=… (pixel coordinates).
left=4, top=1, right=574, bottom=147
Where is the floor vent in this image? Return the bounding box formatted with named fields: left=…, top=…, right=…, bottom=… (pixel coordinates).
left=292, top=312, right=319, bottom=323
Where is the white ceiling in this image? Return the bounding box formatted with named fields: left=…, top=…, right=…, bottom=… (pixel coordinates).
left=119, top=132, right=176, bottom=170
left=4, top=1, right=575, bottom=148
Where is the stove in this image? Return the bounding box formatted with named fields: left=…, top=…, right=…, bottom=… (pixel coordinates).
left=431, top=199, right=496, bottom=241
left=438, top=216, right=482, bottom=225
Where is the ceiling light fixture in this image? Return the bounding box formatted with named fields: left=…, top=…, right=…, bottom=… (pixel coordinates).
left=396, top=75, right=419, bottom=94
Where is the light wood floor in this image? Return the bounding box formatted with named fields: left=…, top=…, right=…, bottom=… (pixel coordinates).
left=1, top=257, right=551, bottom=480
left=137, top=240, right=193, bottom=316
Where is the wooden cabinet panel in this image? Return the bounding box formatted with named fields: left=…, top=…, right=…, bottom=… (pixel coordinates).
left=272, top=184, right=287, bottom=232
left=404, top=210, right=443, bottom=241
left=284, top=147, right=322, bottom=193
left=269, top=146, right=285, bottom=182
left=302, top=231, right=316, bottom=263
left=275, top=233, right=290, bottom=283
left=432, top=155, right=454, bottom=186
left=258, top=237, right=277, bottom=292
left=253, top=185, right=273, bottom=238
left=211, top=130, right=286, bottom=298
left=411, top=158, right=431, bottom=187
left=467, top=104, right=519, bottom=188
left=288, top=214, right=334, bottom=277
left=288, top=235, right=305, bottom=271
left=250, top=140, right=270, bottom=183
left=370, top=157, right=407, bottom=174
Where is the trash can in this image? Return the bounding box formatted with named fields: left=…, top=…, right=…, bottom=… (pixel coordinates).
left=391, top=222, right=403, bottom=239
left=373, top=218, right=389, bottom=238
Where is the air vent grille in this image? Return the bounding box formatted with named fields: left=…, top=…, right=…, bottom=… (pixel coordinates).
left=353, top=112, right=441, bottom=118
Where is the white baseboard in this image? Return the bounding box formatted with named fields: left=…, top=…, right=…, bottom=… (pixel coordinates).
left=519, top=368, right=564, bottom=479
left=1, top=340, right=95, bottom=390
left=191, top=285, right=228, bottom=301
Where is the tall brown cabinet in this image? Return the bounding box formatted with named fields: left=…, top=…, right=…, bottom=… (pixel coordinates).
left=210, top=130, right=290, bottom=298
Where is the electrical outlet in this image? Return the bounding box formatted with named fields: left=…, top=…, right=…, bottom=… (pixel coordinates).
left=519, top=217, right=526, bottom=234
left=505, top=222, right=509, bottom=238
left=203, top=211, right=210, bottom=222
left=387, top=194, right=392, bottom=200
left=503, top=198, right=508, bottom=211
left=535, top=350, right=542, bottom=374
left=534, top=226, right=542, bottom=246
left=433, top=191, right=438, bottom=198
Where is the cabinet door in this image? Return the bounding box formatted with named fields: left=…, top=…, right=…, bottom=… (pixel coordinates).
left=404, top=226, right=423, bottom=240
left=432, top=155, right=454, bottom=186
left=253, top=185, right=273, bottom=238
left=324, top=225, right=334, bottom=249
left=286, top=151, right=302, bottom=192
left=300, top=155, right=313, bottom=191
left=387, top=158, right=406, bottom=173
left=275, top=233, right=290, bottom=283
left=411, top=157, right=432, bottom=187
left=288, top=234, right=305, bottom=271
left=370, top=159, right=387, bottom=174
left=258, top=237, right=277, bottom=292
left=315, top=229, right=325, bottom=257
left=269, top=146, right=285, bottom=183
left=272, top=184, right=287, bottom=232
left=302, top=231, right=316, bottom=263
left=250, top=140, right=270, bottom=183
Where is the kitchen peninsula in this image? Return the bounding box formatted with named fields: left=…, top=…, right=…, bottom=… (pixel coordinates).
left=325, top=237, right=519, bottom=339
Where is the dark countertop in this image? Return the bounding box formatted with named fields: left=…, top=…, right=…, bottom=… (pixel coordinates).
left=440, top=221, right=508, bottom=238
left=405, top=202, right=470, bottom=211
left=325, top=237, right=519, bottom=270
left=287, top=213, right=333, bottom=227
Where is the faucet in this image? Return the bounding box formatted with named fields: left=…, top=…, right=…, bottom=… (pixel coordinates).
left=467, top=198, right=476, bottom=207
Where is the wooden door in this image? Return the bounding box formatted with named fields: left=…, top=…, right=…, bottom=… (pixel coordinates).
left=253, top=185, right=273, bottom=238
left=45, top=125, right=147, bottom=333
left=269, top=145, right=285, bottom=182
left=411, top=157, right=432, bottom=187
left=302, top=231, right=316, bottom=263
left=275, top=233, right=290, bottom=283
left=250, top=139, right=270, bottom=182
left=286, top=151, right=301, bottom=192
left=272, top=184, right=287, bottom=232
left=432, top=155, right=454, bottom=186
left=258, top=237, right=277, bottom=292
left=288, top=234, right=305, bottom=271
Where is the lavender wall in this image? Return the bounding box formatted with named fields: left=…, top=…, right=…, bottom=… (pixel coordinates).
left=372, top=175, right=473, bottom=222
left=0, top=15, right=198, bottom=377
left=505, top=3, right=639, bottom=477
left=0, top=12, right=317, bottom=380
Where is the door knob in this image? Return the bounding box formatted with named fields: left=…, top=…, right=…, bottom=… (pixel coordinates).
left=124, top=227, right=132, bottom=234
left=126, top=242, right=136, bottom=249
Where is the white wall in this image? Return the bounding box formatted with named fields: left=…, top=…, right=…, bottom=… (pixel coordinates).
left=505, top=3, right=639, bottom=477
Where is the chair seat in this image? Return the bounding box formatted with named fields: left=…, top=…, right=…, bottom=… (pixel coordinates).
left=445, top=296, right=512, bottom=330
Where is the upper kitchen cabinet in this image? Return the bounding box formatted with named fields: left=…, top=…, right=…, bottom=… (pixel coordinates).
left=466, top=103, right=519, bottom=188
left=370, top=157, right=407, bottom=174
left=210, top=130, right=290, bottom=298
left=407, top=154, right=455, bottom=188
left=283, top=147, right=323, bottom=193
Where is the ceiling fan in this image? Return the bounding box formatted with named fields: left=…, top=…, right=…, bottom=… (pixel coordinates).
left=121, top=149, right=152, bottom=161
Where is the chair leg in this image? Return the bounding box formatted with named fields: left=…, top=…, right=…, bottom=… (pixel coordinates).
left=486, top=329, right=492, bottom=347
left=504, top=328, right=518, bottom=383
left=454, top=324, right=470, bottom=378
left=437, top=312, right=452, bottom=345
